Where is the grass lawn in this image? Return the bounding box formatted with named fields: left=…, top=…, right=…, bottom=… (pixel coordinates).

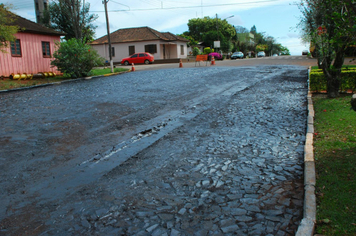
left=313, top=95, right=356, bottom=235
left=0, top=67, right=128, bottom=91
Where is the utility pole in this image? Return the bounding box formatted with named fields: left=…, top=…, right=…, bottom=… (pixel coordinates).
left=216, top=13, right=219, bottom=41
left=103, top=0, right=114, bottom=73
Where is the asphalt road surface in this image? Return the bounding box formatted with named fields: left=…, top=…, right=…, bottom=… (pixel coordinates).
left=1, top=59, right=310, bottom=235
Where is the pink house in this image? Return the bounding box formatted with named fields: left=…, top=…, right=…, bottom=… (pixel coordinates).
left=0, top=13, right=64, bottom=78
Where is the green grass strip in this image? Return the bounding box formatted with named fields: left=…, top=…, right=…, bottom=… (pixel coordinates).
left=314, top=96, right=356, bottom=235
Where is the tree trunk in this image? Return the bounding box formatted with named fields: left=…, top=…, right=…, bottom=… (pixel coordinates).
left=325, top=45, right=346, bottom=98
left=325, top=70, right=340, bottom=98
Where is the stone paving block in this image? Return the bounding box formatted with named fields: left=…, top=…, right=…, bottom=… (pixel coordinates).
left=304, top=185, right=316, bottom=221
left=296, top=218, right=315, bottom=236
left=304, top=161, right=316, bottom=186
left=307, top=124, right=314, bottom=133
left=304, top=145, right=314, bottom=162
left=306, top=133, right=313, bottom=145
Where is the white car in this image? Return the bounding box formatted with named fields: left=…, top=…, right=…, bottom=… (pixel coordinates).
left=257, top=51, right=266, bottom=57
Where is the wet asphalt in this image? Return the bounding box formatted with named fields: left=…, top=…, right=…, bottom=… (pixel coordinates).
left=0, top=65, right=308, bottom=235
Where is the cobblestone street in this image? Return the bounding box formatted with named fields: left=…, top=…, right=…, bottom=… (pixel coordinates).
left=0, top=65, right=308, bottom=235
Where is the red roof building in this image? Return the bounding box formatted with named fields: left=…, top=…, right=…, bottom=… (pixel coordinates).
left=90, top=27, right=189, bottom=63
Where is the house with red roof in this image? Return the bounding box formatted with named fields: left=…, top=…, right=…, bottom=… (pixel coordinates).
left=0, top=12, right=64, bottom=78
left=90, top=27, right=189, bottom=64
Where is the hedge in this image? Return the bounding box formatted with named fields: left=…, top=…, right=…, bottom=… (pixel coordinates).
left=309, top=68, right=356, bottom=93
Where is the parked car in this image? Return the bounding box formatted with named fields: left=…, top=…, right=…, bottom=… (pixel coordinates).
left=208, top=52, right=223, bottom=60
left=302, top=50, right=309, bottom=55
left=257, top=51, right=266, bottom=57
left=272, top=54, right=278, bottom=57
left=231, top=52, right=244, bottom=59
left=121, top=53, right=154, bottom=65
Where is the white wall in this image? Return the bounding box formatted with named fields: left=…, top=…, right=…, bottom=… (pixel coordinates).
left=91, top=40, right=187, bottom=63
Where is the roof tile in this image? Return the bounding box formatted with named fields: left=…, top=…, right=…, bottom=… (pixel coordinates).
left=91, top=26, right=188, bottom=45
left=8, top=11, right=64, bottom=36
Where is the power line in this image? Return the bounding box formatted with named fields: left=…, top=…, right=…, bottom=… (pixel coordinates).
left=90, top=0, right=284, bottom=12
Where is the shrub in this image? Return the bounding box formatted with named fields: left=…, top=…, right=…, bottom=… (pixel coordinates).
left=192, top=47, right=200, bottom=56
left=203, top=47, right=212, bottom=54
left=310, top=68, right=356, bottom=93
left=51, top=38, right=104, bottom=78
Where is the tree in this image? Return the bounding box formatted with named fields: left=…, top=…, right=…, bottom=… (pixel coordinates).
left=186, top=17, right=236, bottom=52
left=299, top=0, right=356, bottom=97
left=250, top=25, right=257, bottom=34
left=256, top=44, right=268, bottom=52
left=51, top=38, right=104, bottom=78
left=0, top=4, right=20, bottom=52
left=235, top=26, right=249, bottom=34
left=178, top=33, right=198, bottom=47
left=278, top=45, right=291, bottom=55
left=42, top=0, right=98, bottom=42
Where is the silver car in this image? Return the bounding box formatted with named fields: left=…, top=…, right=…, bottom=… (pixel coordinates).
left=257, top=51, right=266, bottom=57
left=231, top=52, right=244, bottom=59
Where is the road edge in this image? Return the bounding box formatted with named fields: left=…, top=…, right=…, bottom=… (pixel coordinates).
left=0, top=71, right=130, bottom=94
left=296, top=66, right=316, bottom=235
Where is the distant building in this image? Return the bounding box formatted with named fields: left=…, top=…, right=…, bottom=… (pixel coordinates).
left=90, top=26, right=189, bottom=64
left=34, top=0, right=49, bottom=24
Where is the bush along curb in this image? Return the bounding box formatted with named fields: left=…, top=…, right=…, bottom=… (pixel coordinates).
left=296, top=67, right=316, bottom=235
left=0, top=71, right=129, bottom=94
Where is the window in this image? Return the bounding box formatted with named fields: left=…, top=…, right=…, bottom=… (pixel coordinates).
left=10, top=39, right=22, bottom=57
left=129, top=46, right=135, bottom=55
left=180, top=45, right=184, bottom=55
left=144, top=44, right=157, bottom=54
left=42, top=41, right=51, bottom=57
left=139, top=53, right=145, bottom=57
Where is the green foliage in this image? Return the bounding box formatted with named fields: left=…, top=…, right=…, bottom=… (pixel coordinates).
left=187, top=17, right=236, bottom=42
left=42, top=0, right=98, bottom=42
left=203, top=47, right=212, bottom=54
left=177, top=33, right=198, bottom=48
left=256, top=44, right=268, bottom=52
left=310, top=67, right=356, bottom=92
left=186, top=16, right=235, bottom=52
left=279, top=45, right=291, bottom=55
left=299, top=0, right=356, bottom=97
left=220, top=39, right=232, bottom=53
left=0, top=4, right=20, bottom=52
left=250, top=25, right=257, bottom=34
left=51, top=38, right=104, bottom=78
left=192, top=47, right=200, bottom=56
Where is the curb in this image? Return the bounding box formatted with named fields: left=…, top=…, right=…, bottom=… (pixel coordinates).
left=0, top=71, right=129, bottom=94
left=296, top=67, right=316, bottom=235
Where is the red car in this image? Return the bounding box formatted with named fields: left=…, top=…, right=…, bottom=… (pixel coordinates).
left=121, top=52, right=154, bottom=65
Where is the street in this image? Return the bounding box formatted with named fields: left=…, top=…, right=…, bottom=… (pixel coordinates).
left=0, top=60, right=309, bottom=235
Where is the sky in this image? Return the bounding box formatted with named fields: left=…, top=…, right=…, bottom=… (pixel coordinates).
left=1, top=0, right=309, bottom=55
